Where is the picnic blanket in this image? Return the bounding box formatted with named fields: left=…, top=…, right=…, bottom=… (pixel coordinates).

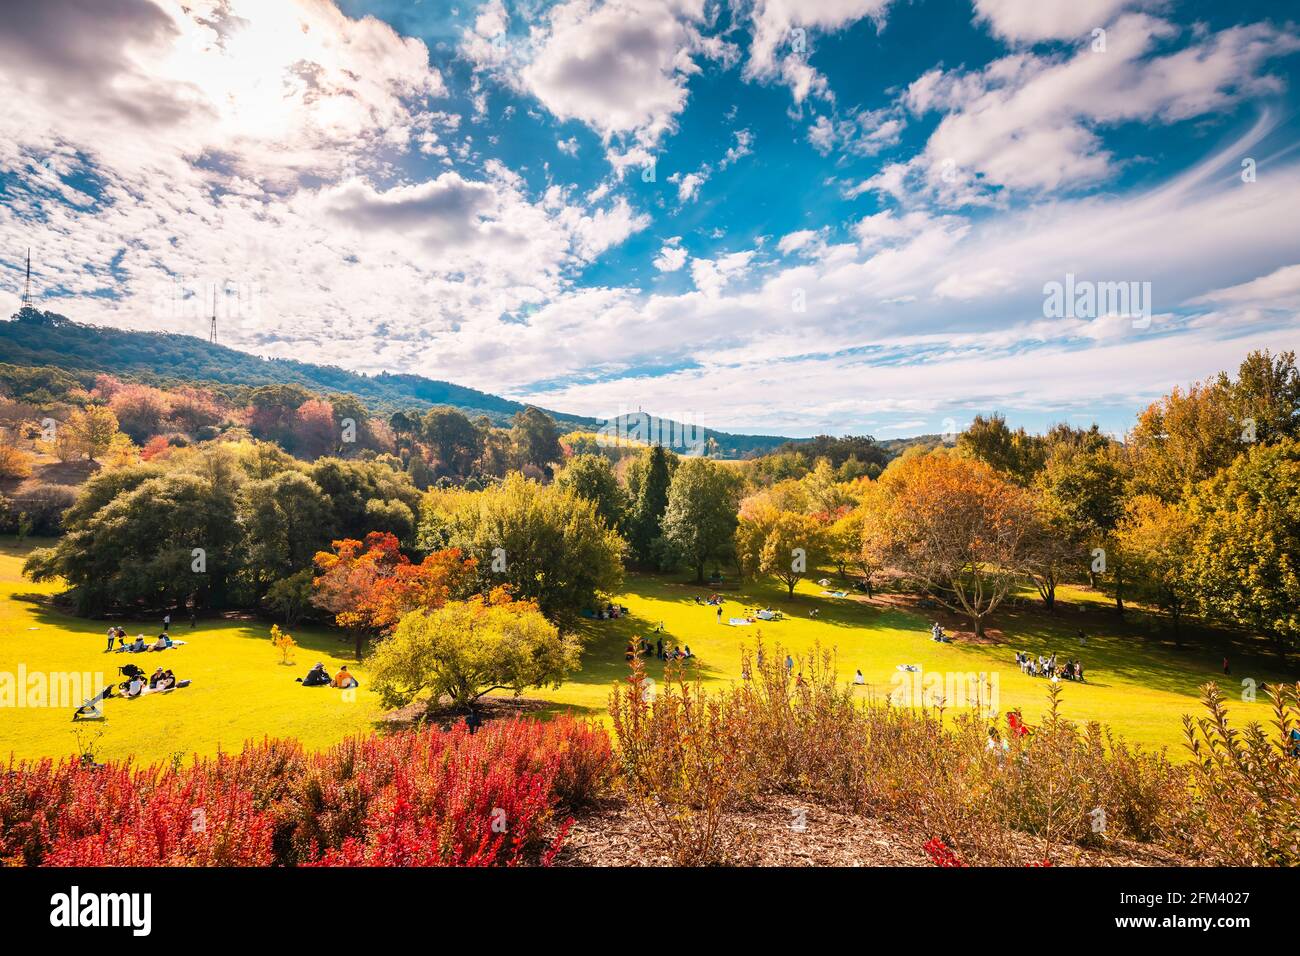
left=115, top=641, right=187, bottom=653
left=729, top=617, right=752, bottom=626
left=896, top=664, right=920, bottom=672
left=820, top=590, right=849, bottom=598
left=755, top=609, right=778, bottom=621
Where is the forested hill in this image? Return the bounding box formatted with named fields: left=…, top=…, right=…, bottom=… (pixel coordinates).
left=0, top=308, right=796, bottom=455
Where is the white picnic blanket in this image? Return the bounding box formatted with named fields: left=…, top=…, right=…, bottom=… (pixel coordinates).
left=729, top=617, right=752, bottom=626
left=755, top=609, right=778, bottom=621
left=819, top=590, right=849, bottom=598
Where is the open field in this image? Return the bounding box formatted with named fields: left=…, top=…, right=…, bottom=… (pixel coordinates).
left=1, top=537, right=1291, bottom=765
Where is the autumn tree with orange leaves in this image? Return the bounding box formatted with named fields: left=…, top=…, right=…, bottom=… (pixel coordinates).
left=311, top=531, right=477, bottom=658
left=863, top=452, right=1036, bottom=638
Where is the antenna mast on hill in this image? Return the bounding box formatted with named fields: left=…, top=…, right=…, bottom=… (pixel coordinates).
left=20, top=248, right=33, bottom=310
left=209, top=286, right=217, bottom=344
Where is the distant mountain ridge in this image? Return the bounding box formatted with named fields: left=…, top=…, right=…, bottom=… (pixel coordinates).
left=0, top=308, right=795, bottom=457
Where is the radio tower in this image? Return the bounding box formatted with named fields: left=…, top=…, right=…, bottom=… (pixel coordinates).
left=209, top=286, right=217, bottom=344
left=20, top=248, right=33, bottom=310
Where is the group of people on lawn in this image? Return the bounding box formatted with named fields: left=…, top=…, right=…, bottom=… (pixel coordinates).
left=298, top=662, right=359, bottom=689
left=107, top=626, right=178, bottom=653
left=1015, top=650, right=1085, bottom=682
left=626, top=635, right=694, bottom=662
left=119, top=663, right=182, bottom=697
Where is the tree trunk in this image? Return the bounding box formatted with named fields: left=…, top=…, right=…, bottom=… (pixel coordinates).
left=696, top=560, right=705, bottom=584
left=973, top=615, right=985, bottom=638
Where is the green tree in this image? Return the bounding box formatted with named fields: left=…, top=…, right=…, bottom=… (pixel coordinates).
left=1037, top=444, right=1126, bottom=598
left=957, top=413, right=1046, bottom=485
left=510, top=406, right=562, bottom=477
left=1185, top=438, right=1300, bottom=663
left=369, top=596, right=580, bottom=710
left=238, top=471, right=331, bottom=600
left=25, top=471, right=241, bottom=614
left=431, top=473, right=625, bottom=620
left=1219, top=348, right=1300, bottom=446
left=627, top=445, right=673, bottom=564
left=422, top=406, right=484, bottom=477
left=660, top=458, right=743, bottom=583
left=265, top=569, right=315, bottom=626
left=556, top=453, right=627, bottom=532
left=758, top=510, right=827, bottom=596
left=1115, top=494, right=1196, bottom=645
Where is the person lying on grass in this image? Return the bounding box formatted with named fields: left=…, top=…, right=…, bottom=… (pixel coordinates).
left=148, top=667, right=177, bottom=690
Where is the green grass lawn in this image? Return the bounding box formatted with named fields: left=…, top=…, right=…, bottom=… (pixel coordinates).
left=1, top=536, right=1293, bottom=766
left=536, top=574, right=1293, bottom=754
left=0, top=539, right=386, bottom=766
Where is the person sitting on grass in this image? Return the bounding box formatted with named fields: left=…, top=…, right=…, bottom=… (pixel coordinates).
left=333, top=665, right=358, bottom=689
left=124, top=675, right=146, bottom=698
left=150, top=633, right=170, bottom=652
left=297, top=662, right=332, bottom=687
left=854, top=670, right=866, bottom=686
left=156, top=669, right=177, bottom=691
left=149, top=666, right=166, bottom=689
left=681, top=645, right=693, bottom=659
left=129, top=634, right=146, bottom=653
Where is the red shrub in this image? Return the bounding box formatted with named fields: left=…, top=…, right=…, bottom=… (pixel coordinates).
left=0, top=716, right=612, bottom=868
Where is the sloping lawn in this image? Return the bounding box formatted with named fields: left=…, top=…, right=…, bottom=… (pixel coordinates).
left=540, top=573, right=1292, bottom=754
left=2, top=536, right=1291, bottom=765
left=0, top=539, right=385, bottom=765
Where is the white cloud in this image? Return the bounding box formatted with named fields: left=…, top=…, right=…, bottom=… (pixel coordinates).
left=672, top=171, right=707, bottom=202
left=808, top=109, right=905, bottom=156
left=653, top=238, right=688, bottom=271
left=741, top=0, right=894, bottom=103
left=901, top=14, right=1300, bottom=197
left=514, top=0, right=727, bottom=161
left=691, top=251, right=755, bottom=296
left=1191, top=263, right=1300, bottom=308
left=973, top=0, right=1162, bottom=43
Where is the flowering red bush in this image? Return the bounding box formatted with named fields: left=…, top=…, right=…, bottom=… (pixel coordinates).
left=0, top=716, right=611, bottom=867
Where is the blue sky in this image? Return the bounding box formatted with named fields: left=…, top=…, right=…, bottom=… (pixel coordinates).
left=1, top=0, right=1298, bottom=439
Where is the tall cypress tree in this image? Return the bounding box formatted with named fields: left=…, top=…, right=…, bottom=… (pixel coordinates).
left=629, top=445, right=671, bottom=564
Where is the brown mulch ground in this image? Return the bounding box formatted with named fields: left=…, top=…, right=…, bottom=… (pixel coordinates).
left=555, top=793, right=1187, bottom=867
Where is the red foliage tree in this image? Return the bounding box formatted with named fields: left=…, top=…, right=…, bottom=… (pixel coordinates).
left=311, top=532, right=477, bottom=657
